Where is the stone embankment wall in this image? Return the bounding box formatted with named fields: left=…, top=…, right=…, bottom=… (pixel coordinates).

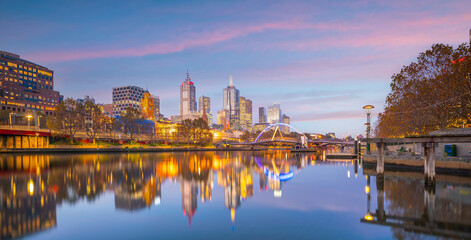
left=363, top=153, right=471, bottom=173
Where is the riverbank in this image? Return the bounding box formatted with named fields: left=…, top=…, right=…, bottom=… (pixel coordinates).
left=0, top=145, right=282, bottom=154
left=362, top=154, right=471, bottom=176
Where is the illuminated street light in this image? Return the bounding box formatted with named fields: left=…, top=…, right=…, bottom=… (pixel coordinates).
left=26, top=115, right=33, bottom=130
left=363, top=105, right=374, bottom=153
left=362, top=105, right=374, bottom=139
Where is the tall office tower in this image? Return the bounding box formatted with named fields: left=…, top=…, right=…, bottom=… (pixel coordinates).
left=141, top=91, right=155, bottom=120
left=267, top=103, right=282, bottom=124
left=180, top=70, right=196, bottom=118
left=281, top=114, right=290, bottom=134
left=112, top=86, right=145, bottom=116
left=151, top=95, right=160, bottom=120
left=239, top=96, right=252, bottom=131
left=258, top=107, right=267, bottom=123
left=199, top=96, right=210, bottom=114
left=0, top=51, right=63, bottom=115
left=223, top=75, right=240, bottom=129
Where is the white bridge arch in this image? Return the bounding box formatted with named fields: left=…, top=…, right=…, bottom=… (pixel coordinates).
left=253, top=123, right=307, bottom=145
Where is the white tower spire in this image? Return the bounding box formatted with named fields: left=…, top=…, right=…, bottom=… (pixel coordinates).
left=229, top=75, right=233, bottom=87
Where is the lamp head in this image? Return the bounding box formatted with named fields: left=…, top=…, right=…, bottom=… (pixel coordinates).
left=362, top=105, right=374, bottom=114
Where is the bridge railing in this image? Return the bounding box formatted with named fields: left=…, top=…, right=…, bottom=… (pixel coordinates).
left=0, top=125, right=46, bottom=132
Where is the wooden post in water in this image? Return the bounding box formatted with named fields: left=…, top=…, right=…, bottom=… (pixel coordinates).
left=423, top=142, right=436, bottom=188
left=376, top=142, right=384, bottom=176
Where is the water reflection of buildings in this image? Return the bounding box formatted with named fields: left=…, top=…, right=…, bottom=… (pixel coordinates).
left=0, top=151, right=314, bottom=238
left=0, top=175, right=56, bottom=239
left=361, top=170, right=471, bottom=239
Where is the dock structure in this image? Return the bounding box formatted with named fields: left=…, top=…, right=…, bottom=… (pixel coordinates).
left=363, top=135, right=471, bottom=188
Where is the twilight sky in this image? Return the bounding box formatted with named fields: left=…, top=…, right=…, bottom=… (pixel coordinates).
left=1, top=0, right=470, bottom=136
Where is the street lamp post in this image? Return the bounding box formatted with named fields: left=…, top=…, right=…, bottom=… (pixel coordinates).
left=363, top=105, right=374, bottom=152
left=9, top=112, right=15, bottom=128
left=26, top=115, right=33, bottom=130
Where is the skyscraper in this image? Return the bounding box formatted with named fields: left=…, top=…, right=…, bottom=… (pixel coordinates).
left=151, top=95, right=160, bottom=120
left=258, top=107, right=267, bottom=123
left=239, top=96, right=252, bottom=131
left=112, top=85, right=145, bottom=116
left=180, top=70, right=196, bottom=118
left=199, top=96, right=210, bottom=114
left=0, top=51, right=63, bottom=116
left=281, top=114, right=290, bottom=134
left=223, top=75, right=240, bottom=129
left=267, top=103, right=281, bottom=124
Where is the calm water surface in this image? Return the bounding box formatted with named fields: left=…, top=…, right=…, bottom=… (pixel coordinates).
left=0, top=151, right=470, bottom=239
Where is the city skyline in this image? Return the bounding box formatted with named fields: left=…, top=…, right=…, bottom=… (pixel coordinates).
left=1, top=0, right=471, bottom=136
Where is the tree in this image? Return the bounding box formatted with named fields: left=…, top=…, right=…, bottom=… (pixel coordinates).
left=120, top=107, right=141, bottom=141
left=83, top=100, right=105, bottom=143
left=178, top=118, right=213, bottom=145
left=47, top=98, right=85, bottom=143
left=240, top=130, right=252, bottom=142
left=375, top=43, right=471, bottom=137
left=105, top=116, right=122, bottom=142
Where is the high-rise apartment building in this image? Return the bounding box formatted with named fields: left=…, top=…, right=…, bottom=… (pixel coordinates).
left=0, top=51, right=63, bottom=115
left=223, top=75, right=240, bottom=129
left=112, top=85, right=144, bottom=116
left=258, top=107, right=267, bottom=123
left=239, top=96, right=252, bottom=131
left=267, top=103, right=281, bottom=124
left=180, top=70, right=196, bottom=118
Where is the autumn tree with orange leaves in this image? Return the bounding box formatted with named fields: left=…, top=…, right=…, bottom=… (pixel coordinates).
left=375, top=43, right=471, bottom=137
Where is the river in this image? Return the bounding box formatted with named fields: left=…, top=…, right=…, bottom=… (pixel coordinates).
left=0, top=151, right=469, bottom=239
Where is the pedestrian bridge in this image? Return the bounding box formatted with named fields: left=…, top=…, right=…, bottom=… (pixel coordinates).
left=249, top=123, right=354, bottom=147
left=252, top=123, right=308, bottom=146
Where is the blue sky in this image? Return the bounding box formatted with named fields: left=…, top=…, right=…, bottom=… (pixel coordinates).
left=1, top=0, right=470, bottom=136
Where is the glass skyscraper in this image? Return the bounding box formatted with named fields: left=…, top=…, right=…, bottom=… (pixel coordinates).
left=223, top=75, right=240, bottom=129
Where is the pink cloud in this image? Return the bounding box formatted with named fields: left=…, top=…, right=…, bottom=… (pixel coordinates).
left=293, top=110, right=365, bottom=122
left=27, top=18, right=330, bottom=62
left=26, top=16, right=360, bottom=63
